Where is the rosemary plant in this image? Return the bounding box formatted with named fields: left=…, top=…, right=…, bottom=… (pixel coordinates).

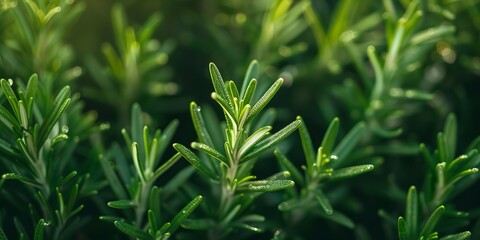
left=84, top=3, right=175, bottom=125
left=99, top=103, right=202, bottom=240
left=0, top=0, right=84, bottom=92
left=331, top=0, right=456, bottom=138
left=0, top=75, right=87, bottom=239
left=174, top=60, right=300, bottom=239
left=395, top=114, right=479, bottom=240
left=274, top=117, right=374, bottom=238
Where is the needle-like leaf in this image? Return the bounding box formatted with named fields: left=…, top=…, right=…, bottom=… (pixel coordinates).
left=241, top=119, right=301, bottom=163
left=173, top=143, right=218, bottom=180
left=245, top=78, right=283, bottom=125
left=167, top=195, right=203, bottom=234
left=419, top=205, right=445, bottom=238
left=209, top=63, right=232, bottom=108
left=398, top=216, right=408, bottom=240
left=107, top=200, right=136, bottom=209
left=114, top=221, right=153, bottom=240
left=237, top=180, right=294, bottom=192
left=240, top=60, right=259, bottom=98
left=321, top=118, right=340, bottom=156
left=406, top=186, right=418, bottom=239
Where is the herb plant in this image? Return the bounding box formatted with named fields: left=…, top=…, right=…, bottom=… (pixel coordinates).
left=1, top=0, right=479, bottom=239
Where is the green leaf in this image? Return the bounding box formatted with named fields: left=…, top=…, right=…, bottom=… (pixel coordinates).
left=190, top=102, right=215, bottom=147
left=237, top=180, right=294, bottom=192
left=315, top=189, right=333, bottom=215
left=331, top=121, right=366, bottom=168
left=114, top=221, right=153, bottom=240
left=0, top=105, right=18, bottom=131
left=209, top=63, right=232, bottom=108
left=321, top=118, right=340, bottom=156
left=439, top=231, right=471, bottom=240
left=238, top=126, right=271, bottom=159
left=132, top=142, right=147, bottom=182
left=297, top=116, right=315, bottom=170
left=222, top=205, right=241, bottom=226
left=0, top=225, right=7, bottom=240
left=57, top=171, right=77, bottom=187
left=99, top=152, right=128, bottom=200
left=18, top=100, right=28, bottom=131
left=149, top=186, right=161, bottom=221
left=2, top=173, right=40, bottom=187
left=33, top=219, right=45, bottom=240
left=242, top=79, right=257, bottom=108
left=398, top=216, right=408, bottom=240
left=406, top=186, right=418, bottom=239
left=238, top=214, right=266, bottom=223
left=173, top=143, right=218, bottom=180
left=158, top=222, right=171, bottom=236
left=38, top=85, right=71, bottom=145
left=25, top=75, right=38, bottom=112
left=66, top=184, right=79, bottom=213
left=13, top=217, right=26, bottom=240
left=1, top=79, right=20, bottom=121
left=367, top=46, right=384, bottom=101
left=227, top=81, right=240, bottom=106
left=448, top=168, right=478, bottom=184
left=245, top=78, right=283, bottom=124
left=107, top=200, right=136, bottom=209
left=167, top=195, right=203, bottom=234
left=419, top=205, right=445, bottom=238
left=148, top=210, right=158, bottom=234
left=410, top=25, right=455, bottom=45
left=211, top=92, right=236, bottom=125
left=330, top=165, right=374, bottom=180
left=321, top=211, right=355, bottom=229
left=241, top=119, right=301, bottom=163
left=446, top=152, right=475, bottom=173
left=130, top=103, right=144, bottom=148
left=152, top=152, right=182, bottom=180
left=191, top=142, right=228, bottom=166
left=443, top=114, right=457, bottom=162
left=241, top=60, right=259, bottom=98
left=274, top=149, right=304, bottom=186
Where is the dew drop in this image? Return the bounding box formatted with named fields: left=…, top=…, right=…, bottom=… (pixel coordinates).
left=8, top=79, right=13, bottom=86
left=61, top=125, right=69, bottom=133
left=330, top=155, right=338, bottom=160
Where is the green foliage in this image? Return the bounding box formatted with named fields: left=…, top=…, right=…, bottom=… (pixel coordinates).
left=99, top=103, right=202, bottom=239
left=84, top=3, right=176, bottom=124
left=1, top=0, right=480, bottom=239
left=0, top=0, right=84, bottom=91
left=327, top=0, right=455, bottom=138
left=174, top=61, right=299, bottom=239
left=394, top=115, right=479, bottom=240
left=275, top=117, right=374, bottom=236
left=0, top=74, right=91, bottom=239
